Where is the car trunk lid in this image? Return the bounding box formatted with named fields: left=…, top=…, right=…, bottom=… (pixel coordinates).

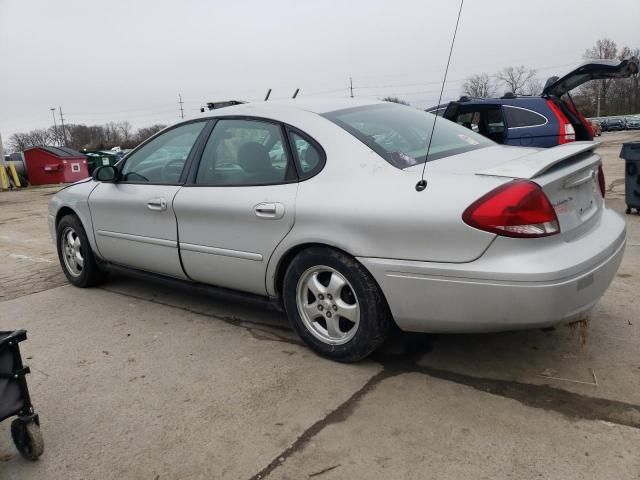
left=477, top=141, right=603, bottom=236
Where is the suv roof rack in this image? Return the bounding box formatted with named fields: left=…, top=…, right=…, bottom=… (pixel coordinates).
left=501, top=92, right=516, bottom=99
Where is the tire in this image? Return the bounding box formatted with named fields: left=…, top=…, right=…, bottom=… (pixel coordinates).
left=283, top=247, right=392, bottom=362
left=11, top=419, right=44, bottom=461
left=56, top=214, right=105, bottom=287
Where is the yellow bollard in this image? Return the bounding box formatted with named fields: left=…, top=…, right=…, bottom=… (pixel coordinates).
left=0, top=165, right=10, bottom=190
left=7, top=162, right=21, bottom=187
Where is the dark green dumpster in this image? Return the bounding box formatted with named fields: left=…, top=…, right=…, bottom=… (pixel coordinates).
left=620, top=142, right=640, bottom=214
left=84, top=151, right=118, bottom=175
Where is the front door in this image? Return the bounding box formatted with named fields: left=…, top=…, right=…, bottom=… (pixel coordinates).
left=174, top=118, right=298, bottom=295
left=89, top=121, right=208, bottom=278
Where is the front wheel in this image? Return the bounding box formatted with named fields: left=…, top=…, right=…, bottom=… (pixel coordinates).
left=56, top=214, right=105, bottom=287
left=283, top=247, right=392, bottom=362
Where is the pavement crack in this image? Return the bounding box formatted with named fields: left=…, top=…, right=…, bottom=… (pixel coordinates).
left=373, top=349, right=640, bottom=431
left=247, top=369, right=396, bottom=480
left=100, top=287, right=302, bottom=346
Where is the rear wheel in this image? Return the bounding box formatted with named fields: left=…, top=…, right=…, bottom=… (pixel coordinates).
left=283, top=247, right=392, bottom=362
left=56, top=214, right=105, bottom=287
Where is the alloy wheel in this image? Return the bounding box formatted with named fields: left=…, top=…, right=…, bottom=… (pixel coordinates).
left=296, top=265, right=360, bottom=345
left=61, top=226, right=84, bottom=277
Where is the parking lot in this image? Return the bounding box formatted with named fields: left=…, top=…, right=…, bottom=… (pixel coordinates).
left=1, top=130, right=639, bottom=479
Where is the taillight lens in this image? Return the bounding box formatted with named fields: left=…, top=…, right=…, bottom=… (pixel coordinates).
left=463, top=180, right=560, bottom=238
left=597, top=165, right=606, bottom=197
left=546, top=100, right=575, bottom=144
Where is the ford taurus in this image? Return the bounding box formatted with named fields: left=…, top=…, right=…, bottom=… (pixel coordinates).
left=49, top=99, right=626, bottom=361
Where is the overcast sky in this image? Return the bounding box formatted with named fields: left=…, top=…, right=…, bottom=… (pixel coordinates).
left=1, top=0, right=638, bottom=141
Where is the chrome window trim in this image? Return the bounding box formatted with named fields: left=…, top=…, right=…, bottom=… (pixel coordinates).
left=503, top=105, right=548, bottom=129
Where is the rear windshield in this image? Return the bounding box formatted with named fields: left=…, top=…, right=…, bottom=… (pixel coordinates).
left=323, top=103, right=492, bottom=169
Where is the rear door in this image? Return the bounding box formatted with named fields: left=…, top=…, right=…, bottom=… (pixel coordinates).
left=174, top=118, right=299, bottom=295
left=89, top=121, right=208, bottom=278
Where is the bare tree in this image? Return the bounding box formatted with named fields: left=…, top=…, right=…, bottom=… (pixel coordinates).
left=585, top=38, right=618, bottom=60
left=118, top=121, right=133, bottom=144
left=8, top=132, right=31, bottom=152
left=462, top=73, right=496, bottom=98
left=8, top=122, right=168, bottom=153
left=524, top=77, right=544, bottom=96
left=582, top=38, right=619, bottom=116
left=381, top=96, right=410, bottom=106
left=496, top=66, right=537, bottom=95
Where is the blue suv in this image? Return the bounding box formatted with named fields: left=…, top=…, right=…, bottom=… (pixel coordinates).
left=428, top=57, right=638, bottom=148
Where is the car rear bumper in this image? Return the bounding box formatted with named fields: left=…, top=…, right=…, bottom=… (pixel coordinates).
left=358, top=209, right=626, bottom=333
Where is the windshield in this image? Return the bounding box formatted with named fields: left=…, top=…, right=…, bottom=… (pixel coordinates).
left=323, top=103, right=493, bottom=169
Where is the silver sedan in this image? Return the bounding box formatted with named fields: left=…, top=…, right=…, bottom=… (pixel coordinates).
left=49, top=99, right=626, bottom=361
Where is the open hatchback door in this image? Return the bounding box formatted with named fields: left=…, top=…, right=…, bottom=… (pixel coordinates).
left=542, top=56, right=639, bottom=97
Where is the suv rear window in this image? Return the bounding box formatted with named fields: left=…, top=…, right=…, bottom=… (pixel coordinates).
left=323, top=103, right=492, bottom=169
left=503, top=106, right=547, bottom=128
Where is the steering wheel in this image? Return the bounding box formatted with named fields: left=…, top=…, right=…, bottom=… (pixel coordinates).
left=162, top=158, right=186, bottom=183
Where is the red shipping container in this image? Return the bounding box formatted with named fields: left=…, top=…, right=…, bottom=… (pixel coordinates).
left=23, top=146, right=89, bottom=185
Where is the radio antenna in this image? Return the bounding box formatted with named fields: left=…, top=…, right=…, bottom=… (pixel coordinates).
left=416, top=0, right=465, bottom=192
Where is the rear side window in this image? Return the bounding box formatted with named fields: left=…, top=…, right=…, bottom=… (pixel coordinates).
left=323, top=104, right=492, bottom=169
left=504, top=106, right=547, bottom=128
left=289, top=131, right=324, bottom=178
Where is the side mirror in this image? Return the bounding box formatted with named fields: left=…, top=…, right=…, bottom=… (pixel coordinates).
left=93, top=165, right=118, bottom=183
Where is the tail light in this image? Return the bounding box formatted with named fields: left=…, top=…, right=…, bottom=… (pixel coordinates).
left=546, top=100, right=575, bottom=144
left=463, top=180, right=560, bottom=238
left=597, top=165, right=606, bottom=197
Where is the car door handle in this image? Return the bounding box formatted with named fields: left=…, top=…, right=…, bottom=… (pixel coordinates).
left=147, top=198, right=167, bottom=211
left=254, top=202, right=285, bottom=219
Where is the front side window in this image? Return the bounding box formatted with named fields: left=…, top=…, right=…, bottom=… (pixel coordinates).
left=323, top=104, right=492, bottom=169
left=120, top=122, right=206, bottom=183
left=504, top=106, right=547, bottom=128
left=195, top=119, right=290, bottom=185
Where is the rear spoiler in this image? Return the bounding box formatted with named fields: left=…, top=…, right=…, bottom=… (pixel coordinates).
left=477, top=142, right=599, bottom=179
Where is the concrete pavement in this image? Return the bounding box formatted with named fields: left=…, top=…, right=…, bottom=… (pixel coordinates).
left=1, top=131, right=639, bottom=479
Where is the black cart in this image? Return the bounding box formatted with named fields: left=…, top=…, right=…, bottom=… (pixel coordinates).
left=0, top=330, right=44, bottom=460
left=621, top=141, right=640, bottom=214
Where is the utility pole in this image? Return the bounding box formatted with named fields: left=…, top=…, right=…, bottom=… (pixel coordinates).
left=596, top=88, right=601, bottom=117
left=349, top=77, right=354, bottom=98
left=178, top=94, right=184, bottom=119
left=58, top=106, right=67, bottom=146
left=50, top=108, right=59, bottom=146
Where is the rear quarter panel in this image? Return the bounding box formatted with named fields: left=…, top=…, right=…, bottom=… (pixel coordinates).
left=263, top=113, right=503, bottom=296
